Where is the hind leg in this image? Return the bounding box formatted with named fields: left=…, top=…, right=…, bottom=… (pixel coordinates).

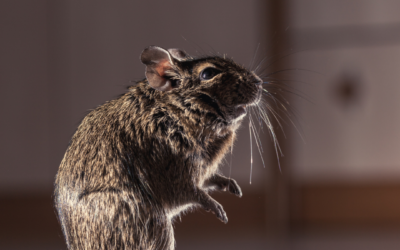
left=61, top=192, right=174, bottom=250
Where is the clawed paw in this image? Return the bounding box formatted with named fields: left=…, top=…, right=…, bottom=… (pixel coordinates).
left=216, top=177, right=242, bottom=197
left=201, top=197, right=228, bottom=223
left=227, top=178, right=242, bottom=198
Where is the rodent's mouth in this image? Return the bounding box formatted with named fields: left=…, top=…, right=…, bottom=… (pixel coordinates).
left=234, top=104, right=247, bottom=118
left=233, top=89, right=262, bottom=119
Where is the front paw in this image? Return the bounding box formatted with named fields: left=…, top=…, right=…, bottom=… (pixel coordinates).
left=226, top=178, right=242, bottom=198
left=199, top=195, right=228, bottom=223
left=213, top=176, right=242, bottom=197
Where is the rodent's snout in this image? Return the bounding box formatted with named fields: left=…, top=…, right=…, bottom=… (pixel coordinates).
left=252, top=75, right=263, bottom=87
left=255, top=80, right=263, bottom=89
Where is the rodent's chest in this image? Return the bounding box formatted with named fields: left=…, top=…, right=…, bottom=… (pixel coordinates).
left=130, top=88, right=236, bottom=178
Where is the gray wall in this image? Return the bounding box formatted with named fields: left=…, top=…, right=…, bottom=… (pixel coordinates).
left=287, top=0, right=400, bottom=181
left=0, top=0, right=269, bottom=193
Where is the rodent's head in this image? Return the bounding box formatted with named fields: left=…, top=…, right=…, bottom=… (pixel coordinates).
left=140, top=46, right=263, bottom=125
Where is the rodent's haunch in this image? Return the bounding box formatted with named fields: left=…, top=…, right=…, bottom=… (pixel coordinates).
left=54, top=46, right=263, bottom=250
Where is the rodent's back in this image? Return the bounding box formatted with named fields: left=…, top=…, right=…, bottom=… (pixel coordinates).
left=55, top=85, right=176, bottom=249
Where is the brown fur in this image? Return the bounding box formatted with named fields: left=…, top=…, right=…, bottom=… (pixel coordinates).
left=54, top=46, right=263, bottom=250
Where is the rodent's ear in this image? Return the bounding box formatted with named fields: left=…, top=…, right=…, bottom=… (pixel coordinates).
left=140, top=46, right=176, bottom=92
left=168, top=48, right=188, bottom=61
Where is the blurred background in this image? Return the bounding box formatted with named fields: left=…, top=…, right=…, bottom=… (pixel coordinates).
left=2, top=0, right=400, bottom=249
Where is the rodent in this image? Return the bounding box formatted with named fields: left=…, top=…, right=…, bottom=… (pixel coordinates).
left=54, top=46, right=263, bottom=250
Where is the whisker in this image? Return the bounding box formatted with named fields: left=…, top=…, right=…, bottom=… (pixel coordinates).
left=249, top=43, right=261, bottom=71
left=262, top=77, right=313, bottom=87
left=229, top=135, right=234, bottom=183
left=261, top=68, right=322, bottom=78
left=260, top=100, right=287, bottom=139
left=263, top=90, right=304, bottom=129
left=263, top=84, right=314, bottom=105
left=263, top=92, right=307, bottom=144
left=253, top=55, right=270, bottom=74
left=254, top=105, right=265, bottom=142
left=271, top=92, right=305, bottom=127
left=255, top=99, right=284, bottom=172
left=249, top=107, right=264, bottom=151
left=249, top=117, right=253, bottom=184
left=249, top=111, right=265, bottom=168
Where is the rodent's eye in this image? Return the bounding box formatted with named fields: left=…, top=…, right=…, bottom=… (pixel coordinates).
left=200, top=68, right=221, bottom=80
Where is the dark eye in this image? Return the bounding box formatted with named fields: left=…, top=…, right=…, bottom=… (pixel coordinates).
left=200, top=67, right=221, bottom=80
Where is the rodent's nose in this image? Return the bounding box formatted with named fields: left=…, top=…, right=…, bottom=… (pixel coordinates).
left=253, top=75, right=263, bottom=86
left=254, top=77, right=263, bottom=88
